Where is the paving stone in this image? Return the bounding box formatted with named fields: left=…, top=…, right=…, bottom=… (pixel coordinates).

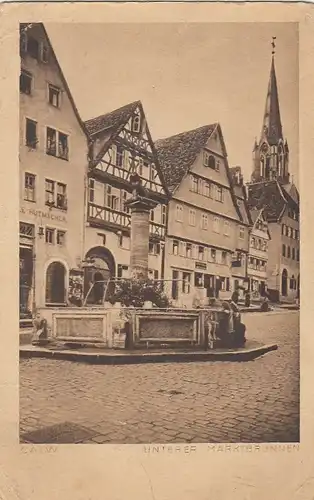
left=20, top=311, right=299, bottom=444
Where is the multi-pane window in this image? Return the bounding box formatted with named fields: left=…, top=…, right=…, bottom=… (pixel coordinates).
left=45, top=180, right=67, bottom=210
left=46, top=127, right=57, bottom=156
left=46, top=127, right=69, bottom=160
left=58, top=132, right=69, bottom=160
left=179, top=242, right=186, bottom=257
left=189, top=209, right=196, bottom=226
left=24, top=173, right=36, bottom=202
left=203, top=181, right=211, bottom=198
left=239, top=226, right=245, bottom=239
left=195, top=273, right=204, bottom=288
left=115, top=146, right=123, bottom=167
left=89, top=179, right=95, bottom=202
left=215, top=185, right=224, bottom=202
left=173, top=240, right=179, bottom=255
left=161, top=205, right=167, bottom=225
left=223, top=221, right=230, bottom=236
left=292, top=248, right=296, bottom=260
left=48, top=84, right=61, bottom=108
left=287, top=246, right=291, bottom=258
left=176, top=204, right=183, bottom=222
left=201, top=214, right=208, bottom=230
left=45, top=180, right=55, bottom=204
left=186, top=243, right=192, bottom=258
left=132, top=114, right=141, bottom=133
left=45, top=228, right=55, bottom=244
left=190, top=176, right=198, bottom=193
left=221, top=251, right=227, bottom=265
left=106, top=185, right=119, bottom=210
left=25, top=118, right=37, bottom=149
left=56, top=230, right=66, bottom=246
left=137, top=157, right=144, bottom=176
left=56, top=183, right=67, bottom=209
left=210, top=249, right=216, bottom=262
left=213, top=217, right=220, bottom=233
left=198, top=246, right=205, bottom=261
left=21, top=33, right=49, bottom=63
left=182, top=272, right=191, bottom=294
left=149, top=242, right=160, bottom=255
left=203, top=152, right=216, bottom=169
left=20, top=70, right=32, bottom=95
left=150, top=163, right=156, bottom=181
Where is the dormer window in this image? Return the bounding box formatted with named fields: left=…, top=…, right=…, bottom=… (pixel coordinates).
left=132, top=114, right=141, bottom=133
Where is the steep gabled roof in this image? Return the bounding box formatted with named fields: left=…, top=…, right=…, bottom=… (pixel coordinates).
left=84, top=101, right=169, bottom=196
left=247, top=180, right=288, bottom=222
left=85, top=101, right=140, bottom=136
left=22, top=24, right=89, bottom=139
left=249, top=208, right=271, bottom=239
left=283, top=182, right=299, bottom=205
left=154, top=124, right=217, bottom=192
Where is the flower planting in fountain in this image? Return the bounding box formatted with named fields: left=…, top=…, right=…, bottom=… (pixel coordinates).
left=107, top=278, right=172, bottom=309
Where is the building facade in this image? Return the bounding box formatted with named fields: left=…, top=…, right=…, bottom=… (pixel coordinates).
left=155, top=124, right=249, bottom=308
left=247, top=50, right=300, bottom=302
left=19, top=23, right=88, bottom=318
left=229, top=166, right=252, bottom=295
left=247, top=209, right=271, bottom=298
left=83, top=101, right=169, bottom=302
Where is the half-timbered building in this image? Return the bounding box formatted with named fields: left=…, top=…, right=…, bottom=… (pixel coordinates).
left=83, top=101, right=169, bottom=299
left=247, top=208, right=271, bottom=298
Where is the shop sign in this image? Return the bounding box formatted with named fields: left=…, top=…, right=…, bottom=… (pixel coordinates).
left=20, top=207, right=67, bottom=223
left=195, top=262, right=207, bottom=270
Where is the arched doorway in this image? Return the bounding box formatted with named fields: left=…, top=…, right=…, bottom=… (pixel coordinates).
left=84, top=247, right=116, bottom=304
left=281, top=268, right=288, bottom=297
left=46, top=261, right=66, bottom=304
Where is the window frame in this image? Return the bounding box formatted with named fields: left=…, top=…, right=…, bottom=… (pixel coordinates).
left=24, top=172, right=36, bottom=202
left=25, top=118, right=38, bottom=149
left=45, top=227, right=55, bottom=245
left=48, top=83, right=61, bottom=108
left=20, top=69, right=32, bottom=95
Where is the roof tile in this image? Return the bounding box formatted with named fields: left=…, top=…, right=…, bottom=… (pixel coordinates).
left=154, top=124, right=217, bottom=192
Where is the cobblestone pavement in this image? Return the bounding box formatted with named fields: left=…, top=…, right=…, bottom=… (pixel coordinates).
left=20, top=311, right=299, bottom=444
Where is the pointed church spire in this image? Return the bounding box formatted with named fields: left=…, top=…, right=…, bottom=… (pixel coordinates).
left=260, top=38, right=283, bottom=146
left=251, top=38, right=290, bottom=185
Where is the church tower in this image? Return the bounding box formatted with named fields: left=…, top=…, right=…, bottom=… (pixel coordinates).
left=251, top=38, right=290, bottom=184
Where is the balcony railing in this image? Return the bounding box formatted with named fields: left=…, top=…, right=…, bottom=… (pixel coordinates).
left=88, top=203, right=131, bottom=228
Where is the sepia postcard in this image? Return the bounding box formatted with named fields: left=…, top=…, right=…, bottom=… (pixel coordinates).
left=0, top=2, right=313, bottom=499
